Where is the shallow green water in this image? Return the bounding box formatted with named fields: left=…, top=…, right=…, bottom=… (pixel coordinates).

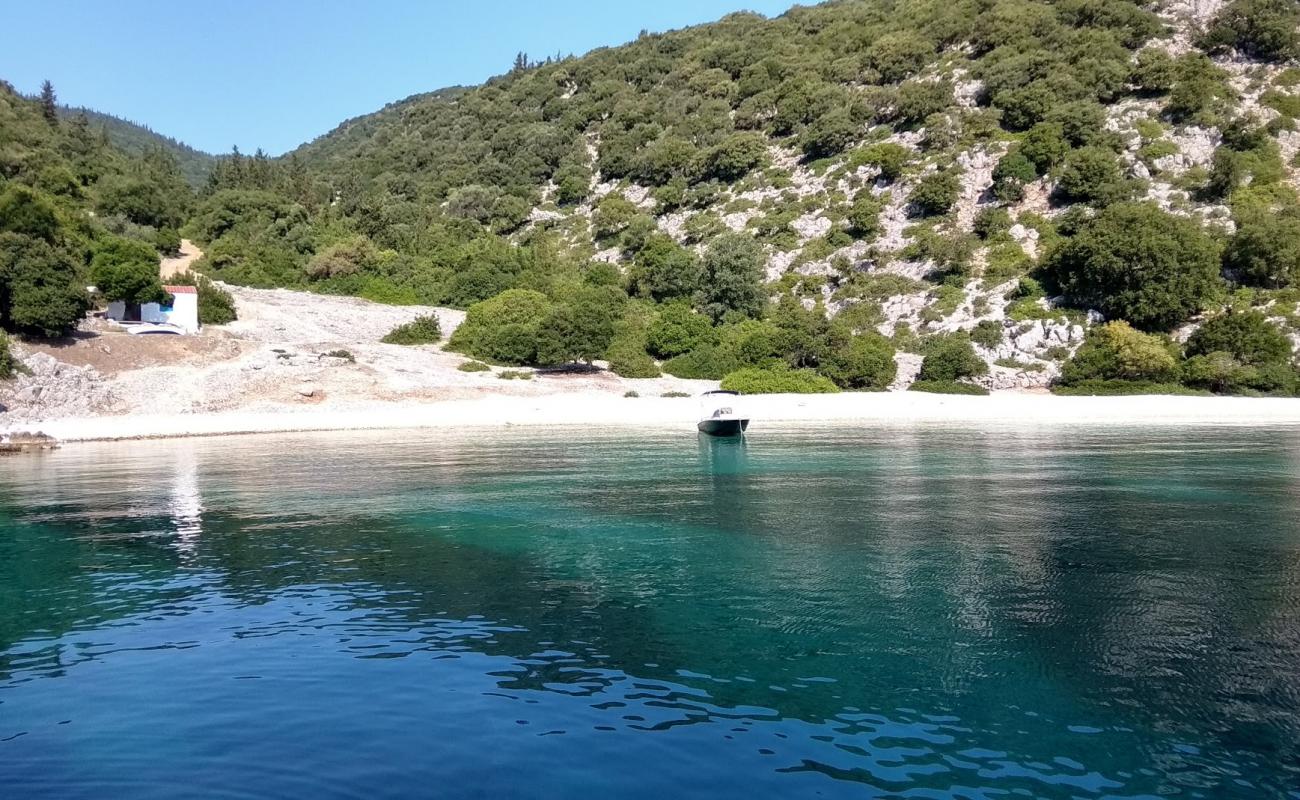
left=1, top=425, right=1299, bottom=798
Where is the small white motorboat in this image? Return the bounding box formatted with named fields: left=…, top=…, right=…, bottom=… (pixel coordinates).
left=697, top=390, right=750, bottom=436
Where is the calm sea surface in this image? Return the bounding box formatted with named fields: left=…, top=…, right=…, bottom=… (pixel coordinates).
left=2, top=425, right=1299, bottom=798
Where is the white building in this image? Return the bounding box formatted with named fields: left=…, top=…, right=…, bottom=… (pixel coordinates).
left=106, top=285, right=200, bottom=334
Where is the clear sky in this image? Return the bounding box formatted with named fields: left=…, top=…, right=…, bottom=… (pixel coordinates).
left=1, top=0, right=800, bottom=156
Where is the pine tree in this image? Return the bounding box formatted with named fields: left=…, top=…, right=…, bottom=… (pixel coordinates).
left=39, top=80, right=58, bottom=126
left=513, top=52, right=529, bottom=73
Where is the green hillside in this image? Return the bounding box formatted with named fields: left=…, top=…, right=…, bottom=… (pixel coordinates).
left=11, top=0, right=1300, bottom=397
left=0, top=79, right=194, bottom=341
left=59, top=106, right=217, bottom=188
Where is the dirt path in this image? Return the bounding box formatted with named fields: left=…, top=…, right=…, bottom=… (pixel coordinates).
left=160, top=239, right=203, bottom=280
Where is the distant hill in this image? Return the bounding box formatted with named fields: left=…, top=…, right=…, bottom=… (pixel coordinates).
left=59, top=106, right=217, bottom=187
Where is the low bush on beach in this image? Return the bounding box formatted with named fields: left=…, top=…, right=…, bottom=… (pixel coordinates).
left=661, top=391, right=690, bottom=398
left=323, top=349, right=355, bottom=363
left=623, top=390, right=640, bottom=398
left=497, top=369, right=532, bottom=380
left=1051, top=379, right=1209, bottom=396
left=720, top=366, right=840, bottom=394
left=908, top=379, right=990, bottom=395
left=382, top=315, right=442, bottom=345
left=458, top=360, right=491, bottom=372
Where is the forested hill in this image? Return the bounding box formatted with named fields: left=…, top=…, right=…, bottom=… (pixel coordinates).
left=11, top=0, right=1300, bottom=398
left=0, top=79, right=196, bottom=341
left=58, top=106, right=217, bottom=188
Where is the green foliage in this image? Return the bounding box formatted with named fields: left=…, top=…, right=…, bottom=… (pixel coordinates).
left=497, top=369, right=533, bottom=380
left=908, top=379, right=989, bottom=395
left=846, top=193, right=883, bottom=239
left=1166, top=54, right=1233, bottom=122
left=866, top=31, right=934, bottom=83
left=820, top=333, right=897, bottom=389
left=702, top=133, right=768, bottom=182
left=973, top=207, right=1013, bottom=240
left=1059, top=321, right=1180, bottom=383
left=0, top=332, right=18, bottom=379
left=697, top=233, right=764, bottom=322
left=1044, top=202, right=1222, bottom=331
left=1051, top=379, right=1207, bottom=396
left=851, top=143, right=911, bottom=183
left=909, top=171, right=960, bottom=217
left=458, top=360, right=491, bottom=372
left=969, top=319, right=1005, bottom=349
left=626, top=235, right=701, bottom=302
left=719, top=366, right=840, bottom=394
left=918, top=334, right=988, bottom=381
left=801, top=108, right=860, bottom=159
left=0, top=185, right=60, bottom=243
left=0, top=233, right=89, bottom=337
left=448, top=289, right=552, bottom=364
left=1185, top=310, right=1292, bottom=366
left=662, top=344, right=741, bottom=379
left=646, top=303, right=716, bottom=358
left=1223, top=213, right=1300, bottom=288
left=991, top=149, right=1037, bottom=202
left=381, top=314, right=443, bottom=345
left=90, top=237, right=167, bottom=306
left=1202, top=0, right=1300, bottom=62
left=1020, top=122, right=1071, bottom=173
left=154, top=227, right=182, bottom=255
left=534, top=288, right=619, bottom=365
left=1054, top=146, right=1127, bottom=205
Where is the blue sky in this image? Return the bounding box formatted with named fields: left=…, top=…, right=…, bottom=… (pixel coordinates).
left=1, top=1, right=800, bottom=156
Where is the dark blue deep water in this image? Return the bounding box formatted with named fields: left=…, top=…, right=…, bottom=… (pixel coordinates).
left=2, top=426, right=1299, bottom=798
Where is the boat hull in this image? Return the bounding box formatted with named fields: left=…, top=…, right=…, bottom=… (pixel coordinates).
left=697, top=418, right=750, bottom=437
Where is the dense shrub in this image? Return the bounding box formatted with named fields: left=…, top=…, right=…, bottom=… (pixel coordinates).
left=697, top=233, right=764, bottom=322
left=457, top=360, right=491, bottom=372
left=991, top=150, right=1037, bottom=202
left=969, top=320, right=1005, bottom=349
left=382, top=315, right=442, bottom=345
left=662, top=344, right=741, bottom=379
left=854, top=143, right=911, bottom=182
left=0, top=233, right=90, bottom=337
left=534, top=291, right=618, bottom=365
left=90, top=237, right=168, bottom=306
left=918, top=334, right=988, bottom=381
left=627, top=235, right=702, bottom=302
left=605, top=335, right=661, bottom=378
left=908, top=379, right=989, bottom=395
left=646, top=303, right=715, bottom=358
left=0, top=185, right=61, bottom=243
left=1185, top=310, right=1292, bottom=366
left=1223, top=214, right=1300, bottom=288
left=154, top=227, right=182, bottom=255
left=846, top=193, right=884, bottom=239
left=0, top=332, right=18, bottom=379
left=1202, top=0, right=1300, bottom=62
left=973, top=208, right=1013, bottom=240
left=719, top=366, right=840, bottom=394
left=820, top=333, right=897, bottom=390
left=909, top=171, right=960, bottom=217
left=1054, top=147, right=1127, bottom=205
left=1052, top=379, right=1206, bottom=396
left=1059, top=321, right=1180, bottom=384
left=1043, top=203, right=1222, bottom=331
left=448, top=289, right=551, bottom=364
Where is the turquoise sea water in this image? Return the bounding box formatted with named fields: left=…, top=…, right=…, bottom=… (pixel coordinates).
left=1, top=426, right=1299, bottom=798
